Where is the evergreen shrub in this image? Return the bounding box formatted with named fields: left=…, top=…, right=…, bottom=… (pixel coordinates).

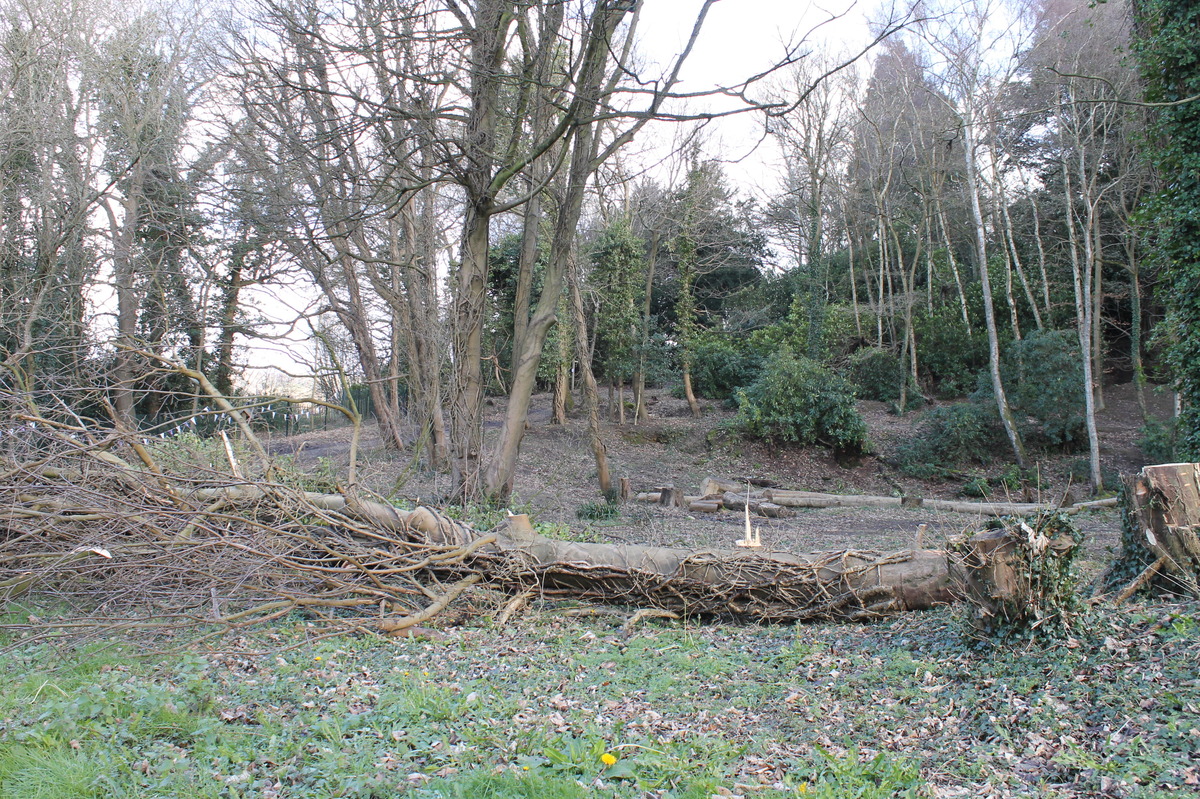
left=913, top=304, right=989, bottom=398
left=1000, top=330, right=1086, bottom=448
left=847, top=347, right=922, bottom=411
left=894, top=401, right=1005, bottom=478
left=734, top=351, right=868, bottom=453
left=1138, top=418, right=1177, bottom=465
left=746, top=299, right=858, bottom=366
left=688, top=329, right=764, bottom=400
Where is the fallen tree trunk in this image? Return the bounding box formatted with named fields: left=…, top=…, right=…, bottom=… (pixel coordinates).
left=398, top=508, right=957, bottom=621
left=640, top=478, right=1118, bottom=517
left=761, top=487, right=1113, bottom=516
left=188, top=486, right=958, bottom=621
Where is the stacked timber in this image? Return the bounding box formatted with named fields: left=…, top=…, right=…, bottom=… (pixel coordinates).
left=627, top=475, right=1119, bottom=518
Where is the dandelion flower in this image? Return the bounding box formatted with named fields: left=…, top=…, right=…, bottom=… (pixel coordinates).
left=600, top=753, right=617, bottom=767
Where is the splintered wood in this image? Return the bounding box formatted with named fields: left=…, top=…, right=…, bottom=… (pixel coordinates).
left=1123, top=463, right=1200, bottom=598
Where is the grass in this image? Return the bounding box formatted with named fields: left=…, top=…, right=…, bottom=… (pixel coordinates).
left=1, top=600, right=1197, bottom=798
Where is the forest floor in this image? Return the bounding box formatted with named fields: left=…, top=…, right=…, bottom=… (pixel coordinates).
left=4, top=383, right=1195, bottom=799
left=267, top=381, right=1174, bottom=580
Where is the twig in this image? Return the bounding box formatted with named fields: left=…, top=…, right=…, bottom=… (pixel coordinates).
left=496, top=589, right=534, bottom=628
left=379, top=574, right=481, bottom=634
left=622, top=608, right=680, bottom=633
left=1114, top=556, right=1168, bottom=606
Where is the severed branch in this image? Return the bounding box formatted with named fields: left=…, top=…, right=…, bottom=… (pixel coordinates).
left=379, top=574, right=481, bottom=635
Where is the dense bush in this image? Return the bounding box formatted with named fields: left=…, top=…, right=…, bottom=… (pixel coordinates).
left=746, top=298, right=859, bottom=366
left=894, top=401, right=1005, bottom=478
left=1138, top=418, right=1178, bottom=465
left=913, top=304, right=990, bottom=398
left=687, top=329, right=764, bottom=400
left=1134, top=0, right=1200, bottom=459
left=847, top=347, right=922, bottom=410
left=999, top=330, right=1086, bottom=448
left=734, top=351, right=868, bottom=453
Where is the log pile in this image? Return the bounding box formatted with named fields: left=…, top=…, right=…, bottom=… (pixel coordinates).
left=628, top=475, right=1118, bottom=518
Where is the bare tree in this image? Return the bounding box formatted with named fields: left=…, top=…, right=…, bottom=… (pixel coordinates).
left=1029, top=0, right=1144, bottom=489
left=918, top=0, right=1031, bottom=467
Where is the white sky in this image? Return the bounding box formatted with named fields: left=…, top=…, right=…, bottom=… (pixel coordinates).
left=632, top=0, right=885, bottom=193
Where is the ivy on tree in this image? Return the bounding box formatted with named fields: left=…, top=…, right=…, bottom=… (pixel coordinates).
left=1134, top=0, right=1200, bottom=458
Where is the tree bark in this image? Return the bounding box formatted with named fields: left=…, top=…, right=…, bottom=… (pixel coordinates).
left=1120, top=464, right=1200, bottom=597
left=632, top=232, right=659, bottom=424
left=963, top=122, right=1026, bottom=468
left=569, top=254, right=611, bottom=495
left=105, top=167, right=145, bottom=430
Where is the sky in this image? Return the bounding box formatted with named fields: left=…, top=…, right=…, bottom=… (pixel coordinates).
left=631, top=0, right=887, bottom=193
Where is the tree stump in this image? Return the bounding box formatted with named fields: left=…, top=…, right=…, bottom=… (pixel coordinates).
left=658, top=486, right=684, bottom=508
left=1118, top=463, right=1200, bottom=597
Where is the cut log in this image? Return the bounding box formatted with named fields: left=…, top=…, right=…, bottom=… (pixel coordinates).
left=757, top=502, right=790, bottom=519
left=634, top=492, right=661, bottom=503
left=687, top=500, right=723, bottom=513
left=922, top=499, right=1044, bottom=515
left=950, top=514, right=1082, bottom=633
left=700, top=476, right=751, bottom=497
left=763, top=487, right=1082, bottom=517
left=765, top=489, right=902, bottom=509
left=619, top=477, right=632, bottom=502
left=658, top=486, right=684, bottom=508
left=720, top=491, right=767, bottom=510
left=719, top=492, right=791, bottom=517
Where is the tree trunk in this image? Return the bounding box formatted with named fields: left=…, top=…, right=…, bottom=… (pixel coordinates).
left=397, top=507, right=958, bottom=621
left=213, top=246, right=246, bottom=398
left=633, top=232, right=659, bottom=424
left=570, top=255, right=611, bottom=495
left=1063, top=155, right=1103, bottom=492
left=450, top=205, right=491, bottom=498
left=999, top=186, right=1043, bottom=330
left=682, top=367, right=700, bottom=418
left=1115, top=464, right=1200, bottom=598
left=846, top=227, right=863, bottom=337
left=936, top=198, right=971, bottom=331
left=106, top=169, right=144, bottom=431
left=963, top=122, right=1026, bottom=468
left=552, top=318, right=571, bottom=426
left=481, top=1, right=633, bottom=501
left=325, top=249, right=407, bottom=453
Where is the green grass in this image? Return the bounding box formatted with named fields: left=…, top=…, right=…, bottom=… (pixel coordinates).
left=1, top=601, right=1197, bottom=797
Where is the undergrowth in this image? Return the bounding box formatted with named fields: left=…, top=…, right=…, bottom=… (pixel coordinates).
left=2, top=599, right=1196, bottom=797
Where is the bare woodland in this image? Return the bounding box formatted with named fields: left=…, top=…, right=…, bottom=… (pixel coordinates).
left=1, top=0, right=1195, bottom=631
